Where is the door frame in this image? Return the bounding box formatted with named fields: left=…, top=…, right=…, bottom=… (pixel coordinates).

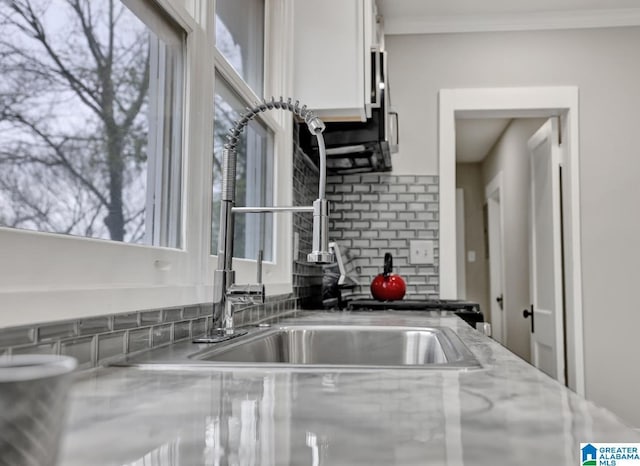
left=455, top=188, right=467, bottom=299
left=485, top=172, right=506, bottom=345
left=438, top=86, right=584, bottom=394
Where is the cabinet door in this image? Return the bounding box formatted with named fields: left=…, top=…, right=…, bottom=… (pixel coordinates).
left=293, top=0, right=371, bottom=122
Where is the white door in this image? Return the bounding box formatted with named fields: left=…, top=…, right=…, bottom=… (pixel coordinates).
left=485, top=174, right=505, bottom=344
left=526, top=118, right=566, bottom=384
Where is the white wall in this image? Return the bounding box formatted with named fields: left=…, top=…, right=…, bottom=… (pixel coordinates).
left=387, top=27, right=640, bottom=426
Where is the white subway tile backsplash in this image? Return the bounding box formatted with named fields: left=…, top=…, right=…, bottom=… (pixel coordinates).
left=13, top=342, right=58, bottom=356
left=398, top=231, right=417, bottom=239
left=370, top=184, right=389, bottom=193
left=162, top=308, right=182, bottom=322
left=326, top=174, right=440, bottom=300
left=128, top=328, right=151, bottom=353
left=113, top=313, right=139, bottom=330
left=140, top=310, right=162, bottom=326
left=370, top=221, right=388, bottom=229
left=78, top=317, right=112, bottom=335
left=191, top=318, right=207, bottom=337
left=0, top=327, right=36, bottom=347
left=38, top=322, right=77, bottom=341
left=389, top=184, right=408, bottom=193
left=360, top=174, right=380, bottom=183
left=173, top=322, right=191, bottom=341
left=152, top=324, right=172, bottom=347
left=200, top=304, right=214, bottom=316
left=388, top=202, right=407, bottom=211
left=97, top=332, right=126, bottom=362
left=182, top=305, right=200, bottom=319
left=61, top=336, right=94, bottom=368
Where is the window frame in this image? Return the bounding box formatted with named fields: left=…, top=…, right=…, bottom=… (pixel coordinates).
left=0, top=1, right=189, bottom=326
left=211, top=0, right=294, bottom=295
left=145, top=32, right=185, bottom=248
left=0, top=0, right=295, bottom=327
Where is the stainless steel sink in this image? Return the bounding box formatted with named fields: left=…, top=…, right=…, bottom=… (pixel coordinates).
left=188, top=325, right=481, bottom=370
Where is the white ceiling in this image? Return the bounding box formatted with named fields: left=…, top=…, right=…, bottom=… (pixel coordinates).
left=455, top=118, right=511, bottom=163
left=378, top=0, right=640, bottom=35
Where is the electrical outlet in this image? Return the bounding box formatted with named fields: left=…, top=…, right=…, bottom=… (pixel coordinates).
left=410, top=240, right=434, bottom=265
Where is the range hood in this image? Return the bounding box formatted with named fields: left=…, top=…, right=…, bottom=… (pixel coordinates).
left=298, top=51, right=399, bottom=174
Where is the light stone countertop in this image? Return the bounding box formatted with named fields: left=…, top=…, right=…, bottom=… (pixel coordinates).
left=58, top=311, right=640, bottom=466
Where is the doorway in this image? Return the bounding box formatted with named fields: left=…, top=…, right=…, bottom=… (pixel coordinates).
left=439, top=87, right=585, bottom=394
left=455, top=118, right=542, bottom=363
left=485, top=172, right=505, bottom=345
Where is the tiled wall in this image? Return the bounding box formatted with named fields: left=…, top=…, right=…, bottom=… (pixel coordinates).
left=291, top=124, right=324, bottom=308
left=326, top=173, right=440, bottom=300
left=0, top=296, right=298, bottom=369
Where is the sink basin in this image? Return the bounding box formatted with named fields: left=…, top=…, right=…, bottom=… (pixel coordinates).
left=189, top=325, right=481, bottom=370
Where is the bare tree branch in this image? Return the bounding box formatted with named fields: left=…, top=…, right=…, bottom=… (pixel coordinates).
left=9, top=113, right=110, bottom=207
left=121, top=50, right=149, bottom=131
left=66, top=0, right=106, bottom=68
left=7, top=0, right=104, bottom=116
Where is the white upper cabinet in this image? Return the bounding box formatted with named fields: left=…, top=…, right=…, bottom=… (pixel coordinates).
left=293, top=0, right=380, bottom=122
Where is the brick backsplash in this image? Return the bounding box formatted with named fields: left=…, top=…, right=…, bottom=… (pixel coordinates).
left=326, top=173, right=440, bottom=300
left=291, top=122, right=440, bottom=304
left=0, top=295, right=298, bottom=369
left=292, top=123, right=324, bottom=308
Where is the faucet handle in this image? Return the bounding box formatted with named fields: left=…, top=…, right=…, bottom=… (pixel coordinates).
left=307, top=199, right=334, bottom=264
left=257, top=249, right=263, bottom=284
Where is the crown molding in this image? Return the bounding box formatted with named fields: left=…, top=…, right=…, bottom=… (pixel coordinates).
left=384, top=8, right=640, bottom=35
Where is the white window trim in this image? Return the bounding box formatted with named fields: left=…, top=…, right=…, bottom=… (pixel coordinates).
left=210, top=0, right=295, bottom=296
left=0, top=0, right=295, bottom=327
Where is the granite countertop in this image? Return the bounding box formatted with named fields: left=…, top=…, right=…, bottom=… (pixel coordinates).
left=58, top=311, right=639, bottom=465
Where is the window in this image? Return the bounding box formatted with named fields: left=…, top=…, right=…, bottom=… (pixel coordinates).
left=0, top=0, right=294, bottom=325
left=215, top=0, right=265, bottom=96
left=0, top=0, right=184, bottom=247
left=213, top=0, right=278, bottom=263
left=212, top=75, right=274, bottom=261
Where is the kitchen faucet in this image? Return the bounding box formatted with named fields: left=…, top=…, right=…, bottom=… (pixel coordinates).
left=195, top=97, right=334, bottom=343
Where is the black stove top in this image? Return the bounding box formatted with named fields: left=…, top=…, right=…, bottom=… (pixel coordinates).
left=346, top=298, right=479, bottom=312
left=345, top=298, right=483, bottom=327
